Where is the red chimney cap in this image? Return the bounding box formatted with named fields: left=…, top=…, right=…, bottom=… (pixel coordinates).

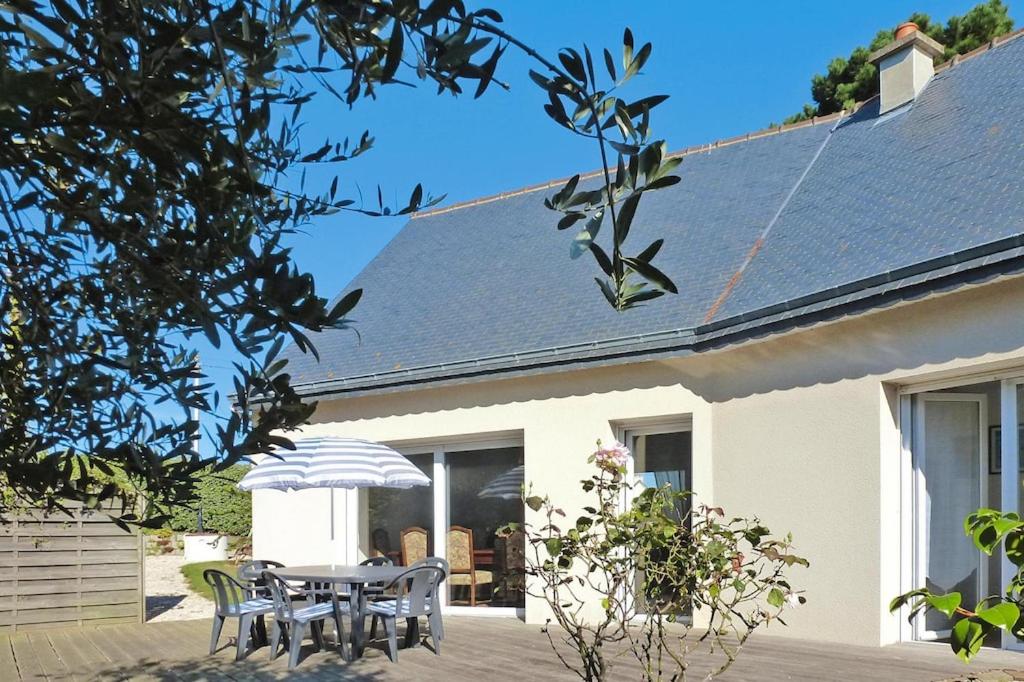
left=895, top=22, right=920, bottom=40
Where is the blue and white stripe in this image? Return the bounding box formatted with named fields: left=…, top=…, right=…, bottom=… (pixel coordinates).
left=238, top=437, right=430, bottom=491
left=477, top=464, right=524, bottom=500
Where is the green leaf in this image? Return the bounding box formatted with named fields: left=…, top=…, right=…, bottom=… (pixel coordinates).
left=382, top=20, right=404, bottom=82
left=589, top=243, right=614, bottom=277
left=623, top=256, right=678, bottom=294
left=545, top=538, right=563, bottom=557
left=602, top=48, right=616, bottom=81
left=525, top=496, right=545, bottom=512
left=637, top=239, right=664, bottom=263
left=622, top=28, right=634, bottom=76
left=977, top=602, right=1019, bottom=629
left=558, top=49, right=586, bottom=83
left=950, top=617, right=987, bottom=662
left=570, top=210, right=603, bottom=260
left=767, top=588, right=784, bottom=608
left=328, top=289, right=362, bottom=322
left=889, top=588, right=928, bottom=613
left=926, top=592, right=961, bottom=618
left=614, top=193, right=641, bottom=244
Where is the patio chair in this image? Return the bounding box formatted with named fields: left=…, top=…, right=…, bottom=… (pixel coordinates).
left=401, top=526, right=428, bottom=566
left=365, top=565, right=446, bottom=662
left=363, top=555, right=394, bottom=640
left=237, top=559, right=284, bottom=598
left=236, top=559, right=286, bottom=644
left=263, top=570, right=350, bottom=670
left=409, top=557, right=448, bottom=641
left=362, top=555, right=394, bottom=597
left=447, top=526, right=493, bottom=606
left=203, top=569, right=275, bottom=661
left=368, top=556, right=449, bottom=641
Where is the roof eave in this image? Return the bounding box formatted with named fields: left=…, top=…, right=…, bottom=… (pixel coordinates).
left=289, top=244, right=1024, bottom=400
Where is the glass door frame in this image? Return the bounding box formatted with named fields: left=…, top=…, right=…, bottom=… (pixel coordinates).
left=356, top=435, right=525, bottom=618
left=910, top=392, right=988, bottom=642
left=1000, top=379, right=1023, bottom=650
left=898, top=372, right=1024, bottom=649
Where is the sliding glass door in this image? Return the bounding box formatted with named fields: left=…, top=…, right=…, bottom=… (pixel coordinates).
left=360, top=440, right=525, bottom=614
left=365, top=453, right=433, bottom=564
left=447, top=446, right=525, bottom=609
left=912, top=393, right=987, bottom=641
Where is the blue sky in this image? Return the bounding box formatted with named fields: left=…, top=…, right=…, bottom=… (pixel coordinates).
left=195, top=0, right=1008, bottom=453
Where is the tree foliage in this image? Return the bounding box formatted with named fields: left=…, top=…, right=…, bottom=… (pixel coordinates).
left=1, top=1, right=680, bottom=524
left=166, top=464, right=251, bottom=536
left=784, top=0, right=1014, bottom=124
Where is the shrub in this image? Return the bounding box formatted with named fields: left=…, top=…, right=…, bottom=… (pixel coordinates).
left=506, top=440, right=807, bottom=681
left=167, top=465, right=251, bottom=536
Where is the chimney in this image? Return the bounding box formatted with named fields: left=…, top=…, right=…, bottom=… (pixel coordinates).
left=869, top=22, right=945, bottom=114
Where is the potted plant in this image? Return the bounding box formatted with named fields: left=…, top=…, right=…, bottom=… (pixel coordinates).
left=182, top=508, right=228, bottom=564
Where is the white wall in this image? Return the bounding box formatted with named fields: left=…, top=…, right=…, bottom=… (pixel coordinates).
left=252, top=274, right=1024, bottom=647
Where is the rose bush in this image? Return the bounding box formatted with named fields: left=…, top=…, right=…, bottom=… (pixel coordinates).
left=504, top=440, right=807, bottom=681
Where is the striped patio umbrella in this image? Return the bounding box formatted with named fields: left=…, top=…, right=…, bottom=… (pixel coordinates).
left=238, top=436, right=429, bottom=565
left=478, top=464, right=524, bottom=500
left=238, top=436, right=430, bottom=492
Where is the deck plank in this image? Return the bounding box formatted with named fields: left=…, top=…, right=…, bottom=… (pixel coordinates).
left=8, top=633, right=47, bottom=681
left=1, top=616, right=1024, bottom=680
left=24, top=632, right=68, bottom=680
left=0, top=636, right=19, bottom=681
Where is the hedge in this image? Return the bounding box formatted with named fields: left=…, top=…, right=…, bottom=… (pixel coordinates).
left=167, top=464, right=251, bottom=536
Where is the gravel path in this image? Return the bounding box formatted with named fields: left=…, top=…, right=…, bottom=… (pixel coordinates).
left=145, top=554, right=214, bottom=622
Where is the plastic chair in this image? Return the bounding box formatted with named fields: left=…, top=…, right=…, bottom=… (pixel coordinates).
left=363, top=555, right=395, bottom=640
left=447, top=526, right=493, bottom=606
left=365, top=565, right=446, bottom=662
left=237, top=559, right=284, bottom=598
left=263, top=570, right=350, bottom=669
left=370, top=556, right=449, bottom=641
left=203, top=569, right=275, bottom=661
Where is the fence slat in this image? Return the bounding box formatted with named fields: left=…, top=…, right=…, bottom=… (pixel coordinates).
left=0, top=505, right=143, bottom=632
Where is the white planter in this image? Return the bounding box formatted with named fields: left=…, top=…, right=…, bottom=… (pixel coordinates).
left=183, top=533, right=228, bottom=563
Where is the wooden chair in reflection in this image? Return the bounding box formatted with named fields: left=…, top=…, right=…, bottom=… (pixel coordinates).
left=400, top=526, right=428, bottom=566
left=447, top=525, right=493, bottom=606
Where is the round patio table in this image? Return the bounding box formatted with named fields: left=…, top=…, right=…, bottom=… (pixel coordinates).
left=274, top=564, right=409, bottom=659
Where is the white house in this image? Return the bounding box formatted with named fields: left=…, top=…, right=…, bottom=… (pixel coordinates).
left=254, top=27, right=1024, bottom=649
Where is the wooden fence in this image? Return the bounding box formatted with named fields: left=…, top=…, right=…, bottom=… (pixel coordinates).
left=0, top=504, right=144, bottom=633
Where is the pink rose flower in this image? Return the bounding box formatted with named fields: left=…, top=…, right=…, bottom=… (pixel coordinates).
left=593, top=441, right=630, bottom=471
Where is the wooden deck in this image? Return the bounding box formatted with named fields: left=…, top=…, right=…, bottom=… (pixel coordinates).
left=2, top=616, right=1024, bottom=681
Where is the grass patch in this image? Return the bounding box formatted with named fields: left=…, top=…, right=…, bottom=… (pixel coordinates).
left=180, top=560, right=238, bottom=601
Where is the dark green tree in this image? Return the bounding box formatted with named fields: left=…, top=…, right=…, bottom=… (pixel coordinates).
left=1, top=1, right=680, bottom=525
left=784, top=0, right=1014, bottom=124
left=166, top=464, right=252, bottom=536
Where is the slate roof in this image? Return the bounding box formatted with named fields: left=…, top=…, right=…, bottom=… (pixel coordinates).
left=284, top=31, right=1024, bottom=397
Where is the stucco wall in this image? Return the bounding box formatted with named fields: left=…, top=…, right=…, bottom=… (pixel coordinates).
left=253, top=275, right=1024, bottom=647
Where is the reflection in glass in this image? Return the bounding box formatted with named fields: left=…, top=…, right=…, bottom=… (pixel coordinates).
left=629, top=430, right=693, bottom=616
left=366, top=453, right=433, bottom=565
left=448, top=447, right=525, bottom=608
left=921, top=400, right=981, bottom=635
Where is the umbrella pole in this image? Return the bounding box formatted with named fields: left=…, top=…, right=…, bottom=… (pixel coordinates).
left=330, top=488, right=335, bottom=569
